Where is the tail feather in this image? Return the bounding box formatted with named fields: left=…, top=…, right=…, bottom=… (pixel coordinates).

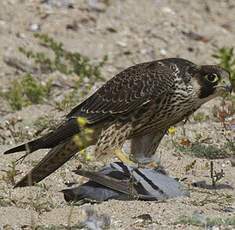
left=14, top=139, right=79, bottom=187
left=4, top=119, right=80, bottom=155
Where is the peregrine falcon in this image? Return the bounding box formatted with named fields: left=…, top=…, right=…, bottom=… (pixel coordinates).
left=4, top=58, right=232, bottom=187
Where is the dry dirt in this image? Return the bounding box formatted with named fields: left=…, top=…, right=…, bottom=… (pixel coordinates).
left=0, top=0, right=234, bottom=229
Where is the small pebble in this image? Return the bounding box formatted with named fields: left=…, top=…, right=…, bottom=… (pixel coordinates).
left=161, top=7, right=175, bottom=15
left=29, top=23, right=40, bottom=32
left=88, top=0, right=107, bottom=12
left=116, top=41, right=127, bottom=48
left=42, top=0, right=74, bottom=8
left=160, top=48, right=167, bottom=56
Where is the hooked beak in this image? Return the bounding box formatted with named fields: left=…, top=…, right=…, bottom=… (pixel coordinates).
left=215, top=79, right=233, bottom=94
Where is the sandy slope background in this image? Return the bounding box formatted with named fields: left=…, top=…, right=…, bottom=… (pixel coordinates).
left=0, top=0, right=234, bottom=229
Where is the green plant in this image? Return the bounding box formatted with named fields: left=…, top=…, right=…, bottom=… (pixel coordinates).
left=193, top=112, right=208, bottom=122
left=19, top=33, right=107, bottom=83
left=22, top=74, right=52, bottom=103
left=3, top=33, right=107, bottom=111
left=211, top=47, right=235, bottom=156
left=0, top=161, right=21, bottom=186
left=174, top=215, right=235, bottom=227
left=213, top=47, right=235, bottom=91
left=176, top=142, right=232, bottom=159
left=5, top=80, right=26, bottom=110
left=55, top=90, right=77, bottom=111
left=27, top=193, right=56, bottom=214
left=0, top=189, right=19, bottom=207
left=4, top=74, right=52, bottom=110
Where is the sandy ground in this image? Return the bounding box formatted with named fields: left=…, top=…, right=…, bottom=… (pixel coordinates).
left=0, top=0, right=235, bottom=229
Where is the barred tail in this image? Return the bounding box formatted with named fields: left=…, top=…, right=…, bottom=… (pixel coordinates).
left=4, top=119, right=80, bottom=155
left=14, top=138, right=81, bottom=188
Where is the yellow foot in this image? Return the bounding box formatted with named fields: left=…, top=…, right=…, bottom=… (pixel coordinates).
left=142, top=161, right=159, bottom=169
left=136, top=158, right=161, bottom=169
left=114, top=148, right=137, bottom=167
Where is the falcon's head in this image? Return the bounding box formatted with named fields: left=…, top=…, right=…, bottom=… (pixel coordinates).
left=191, top=65, right=232, bottom=101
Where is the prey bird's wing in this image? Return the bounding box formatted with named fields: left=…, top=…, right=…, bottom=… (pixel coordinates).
left=74, top=168, right=134, bottom=195
left=63, top=162, right=189, bottom=202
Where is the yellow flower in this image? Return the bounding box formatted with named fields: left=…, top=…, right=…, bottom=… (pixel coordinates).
left=77, top=117, right=87, bottom=127
left=73, top=135, right=83, bottom=147
left=80, top=150, right=92, bottom=161
left=168, top=126, right=176, bottom=136
left=85, top=154, right=92, bottom=161
left=84, top=128, right=94, bottom=135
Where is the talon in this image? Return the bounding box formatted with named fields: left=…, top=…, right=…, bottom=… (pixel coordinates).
left=144, top=161, right=159, bottom=169
left=136, top=158, right=160, bottom=169
left=114, top=149, right=137, bottom=167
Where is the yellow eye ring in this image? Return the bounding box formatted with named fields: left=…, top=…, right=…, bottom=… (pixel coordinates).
left=205, top=73, right=219, bottom=83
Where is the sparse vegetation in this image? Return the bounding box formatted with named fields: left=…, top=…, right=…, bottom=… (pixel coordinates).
left=192, top=112, right=209, bottom=122
left=4, top=74, right=52, bottom=111
left=17, top=224, right=84, bottom=230
left=0, top=189, right=19, bottom=207
left=176, top=142, right=232, bottom=159
left=55, top=90, right=78, bottom=111
left=170, top=131, right=233, bottom=159
left=24, top=192, right=56, bottom=214
left=174, top=214, right=235, bottom=228
left=0, top=181, right=57, bottom=214
left=33, top=115, right=61, bottom=137
left=2, top=33, right=107, bottom=111
left=19, top=33, right=107, bottom=79
left=189, top=187, right=234, bottom=206
left=0, top=117, right=33, bottom=145
left=0, top=161, right=21, bottom=186
left=213, top=47, right=235, bottom=91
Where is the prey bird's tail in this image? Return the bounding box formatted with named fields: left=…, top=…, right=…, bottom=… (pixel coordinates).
left=14, top=139, right=79, bottom=187
left=4, top=119, right=80, bottom=155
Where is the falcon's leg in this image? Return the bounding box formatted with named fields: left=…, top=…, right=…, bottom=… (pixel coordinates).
left=113, top=148, right=137, bottom=166
left=94, top=122, right=137, bottom=166
left=130, top=129, right=167, bottom=168
left=95, top=147, right=137, bottom=168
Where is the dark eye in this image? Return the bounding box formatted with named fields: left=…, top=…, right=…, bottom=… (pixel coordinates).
left=205, top=73, right=219, bottom=83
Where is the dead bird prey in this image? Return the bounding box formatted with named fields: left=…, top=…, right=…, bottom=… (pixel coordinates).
left=62, top=162, right=189, bottom=202
left=4, top=58, right=232, bottom=187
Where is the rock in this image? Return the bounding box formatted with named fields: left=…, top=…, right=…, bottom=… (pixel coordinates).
left=41, top=0, right=74, bottom=8
left=29, top=23, right=41, bottom=32
left=160, top=48, right=167, bottom=56
left=88, top=0, right=107, bottom=12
